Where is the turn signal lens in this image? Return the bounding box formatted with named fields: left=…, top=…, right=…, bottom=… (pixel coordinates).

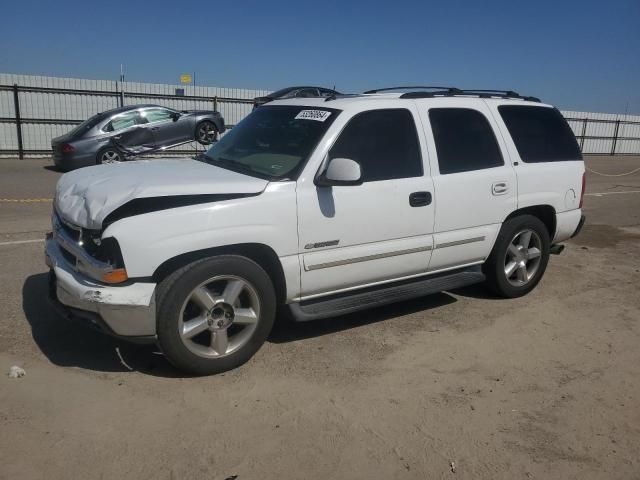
left=102, top=268, right=128, bottom=284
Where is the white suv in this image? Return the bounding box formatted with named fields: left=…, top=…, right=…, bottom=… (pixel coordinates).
left=45, top=87, right=586, bottom=375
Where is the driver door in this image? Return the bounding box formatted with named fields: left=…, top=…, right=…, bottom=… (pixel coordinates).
left=140, top=107, right=190, bottom=148
left=296, top=107, right=435, bottom=298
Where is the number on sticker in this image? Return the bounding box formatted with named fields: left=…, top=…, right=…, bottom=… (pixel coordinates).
left=295, top=110, right=332, bottom=122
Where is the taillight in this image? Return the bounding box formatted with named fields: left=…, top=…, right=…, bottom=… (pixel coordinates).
left=62, top=143, right=75, bottom=153
left=579, top=172, right=586, bottom=208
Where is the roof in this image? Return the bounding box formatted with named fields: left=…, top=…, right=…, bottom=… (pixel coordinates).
left=97, top=104, right=161, bottom=116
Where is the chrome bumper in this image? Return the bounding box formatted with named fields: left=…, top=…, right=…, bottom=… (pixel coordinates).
left=45, top=237, right=157, bottom=338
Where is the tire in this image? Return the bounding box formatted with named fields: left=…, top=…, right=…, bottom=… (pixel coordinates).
left=196, top=121, right=218, bottom=145
left=482, top=215, right=551, bottom=298
left=156, top=255, right=276, bottom=375
left=96, top=147, right=123, bottom=165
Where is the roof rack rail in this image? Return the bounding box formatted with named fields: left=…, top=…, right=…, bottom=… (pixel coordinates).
left=363, top=86, right=460, bottom=94
left=324, top=93, right=364, bottom=102
left=399, top=89, right=541, bottom=102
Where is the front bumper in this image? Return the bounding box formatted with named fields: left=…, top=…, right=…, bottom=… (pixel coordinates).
left=45, top=237, right=157, bottom=340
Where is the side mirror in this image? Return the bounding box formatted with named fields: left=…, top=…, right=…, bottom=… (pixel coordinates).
left=171, top=112, right=180, bottom=121
left=316, top=157, right=363, bottom=186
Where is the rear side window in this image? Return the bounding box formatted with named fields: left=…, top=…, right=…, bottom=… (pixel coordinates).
left=329, top=109, right=422, bottom=182
left=104, top=111, right=140, bottom=132
left=429, top=108, right=504, bottom=174
left=498, top=106, right=582, bottom=162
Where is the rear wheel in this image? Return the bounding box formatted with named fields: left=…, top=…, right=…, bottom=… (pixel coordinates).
left=96, top=147, right=123, bottom=165
left=156, top=255, right=276, bottom=375
left=483, top=215, right=550, bottom=298
left=196, top=121, right=218, bottom=145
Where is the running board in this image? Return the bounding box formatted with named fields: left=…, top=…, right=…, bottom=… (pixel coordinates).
left=289, top=267, right=485, bottom=322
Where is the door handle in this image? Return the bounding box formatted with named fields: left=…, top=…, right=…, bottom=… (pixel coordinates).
left=151, top=126, right=160, bottom=131
left=409, top=191, right=432, bottom=207
left=492, top=182, right=509, bottom=195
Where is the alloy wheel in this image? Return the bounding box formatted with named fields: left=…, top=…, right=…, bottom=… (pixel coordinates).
left=178, top=276, right=261, bottom=358
left=503, top=229, right=543, bottom=287
left=198, top=123, right=217, bottom=143
left=101, top=150, right=121, bottom=164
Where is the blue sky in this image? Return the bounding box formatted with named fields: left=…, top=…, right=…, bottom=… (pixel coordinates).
left=2, top=0, right=639, bottom=114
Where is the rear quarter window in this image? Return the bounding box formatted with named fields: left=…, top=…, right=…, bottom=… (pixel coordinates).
left=498, top=106, right=582, bottom=162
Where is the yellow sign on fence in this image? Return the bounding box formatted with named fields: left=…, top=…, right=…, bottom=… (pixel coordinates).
left=180, top=74, right=192, bottom=84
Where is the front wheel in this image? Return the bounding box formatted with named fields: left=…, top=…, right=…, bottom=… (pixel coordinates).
left=483, top=215, right=550, bottom=298
left=196, top=121, right=218, bottom=145
left=156, top=255, right=276, bottom=375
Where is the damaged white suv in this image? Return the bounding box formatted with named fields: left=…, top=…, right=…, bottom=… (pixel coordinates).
left=46, top=87, right=586, bottom=375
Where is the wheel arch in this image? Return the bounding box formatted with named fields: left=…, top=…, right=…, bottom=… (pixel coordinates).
left=95, top=144, right=122, bottom=163
left=152, top=243, right=287, bottom=305
left=504, top=205, right=556, bottom=238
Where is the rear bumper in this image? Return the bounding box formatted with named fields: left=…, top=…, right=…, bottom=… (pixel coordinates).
left=571, top=214, right=586, bottom=238
left=45, top=237, right=157, bottom=340
left=553, top=209, right=584, bottom=243
left=51, top=148, right=95, bottom=171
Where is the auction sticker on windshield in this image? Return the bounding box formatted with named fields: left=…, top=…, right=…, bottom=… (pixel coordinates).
left=295, top=110, right=332, bottom=122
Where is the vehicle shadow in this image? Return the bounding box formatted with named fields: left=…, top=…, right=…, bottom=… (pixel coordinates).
left=450, top=283, right=503, bottom=300
left=269, top=292, right=458, bottom=344
left=43, top=165, right=62, bottom=173
left=22, top=273, right=185, bottom=377
left=23, top=272, right=478, bottom=376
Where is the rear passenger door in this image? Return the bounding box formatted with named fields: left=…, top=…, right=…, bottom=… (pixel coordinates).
left=418, top=99, right=517, bottom=271
left=104, top=110, right=154, bottom=151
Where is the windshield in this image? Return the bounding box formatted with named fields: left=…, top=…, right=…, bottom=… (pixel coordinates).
left=202, top=105, right=339, bottom=179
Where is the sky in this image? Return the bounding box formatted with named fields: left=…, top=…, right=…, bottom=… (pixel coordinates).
left=1, top=0, right=639, bottom=114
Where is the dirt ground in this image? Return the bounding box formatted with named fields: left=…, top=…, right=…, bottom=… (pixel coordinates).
left=1, top=156, right=639, bottom=480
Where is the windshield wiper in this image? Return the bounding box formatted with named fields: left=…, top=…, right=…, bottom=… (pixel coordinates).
left=204, top=155, right=263, bottom=177
left=197, top=153, right=284, bottom=181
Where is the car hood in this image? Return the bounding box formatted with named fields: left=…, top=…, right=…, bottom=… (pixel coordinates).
left=55, top=157, right=269, bottom=230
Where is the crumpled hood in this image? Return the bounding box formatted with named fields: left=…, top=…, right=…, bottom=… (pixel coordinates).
left=55, top=158, right=269, bottom=230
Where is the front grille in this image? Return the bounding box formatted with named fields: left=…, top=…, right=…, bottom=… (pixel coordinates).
left=53, top=212, right=82, bottom=268
left=60, top=247, right=76, bottom=267
left=52, top=212, right=121, bottom=280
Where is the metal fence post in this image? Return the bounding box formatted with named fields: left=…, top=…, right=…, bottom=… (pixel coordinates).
left=580, top=118, right=587, bottom=150
left=12, top=84, right=24, bottom=160
left=213, top=96, right=218, bottom=112
left=611, top=119, right=620, bottom=155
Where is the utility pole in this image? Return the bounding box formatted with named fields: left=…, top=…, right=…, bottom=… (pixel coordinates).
left=119, top=64, right=125, bottom=107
